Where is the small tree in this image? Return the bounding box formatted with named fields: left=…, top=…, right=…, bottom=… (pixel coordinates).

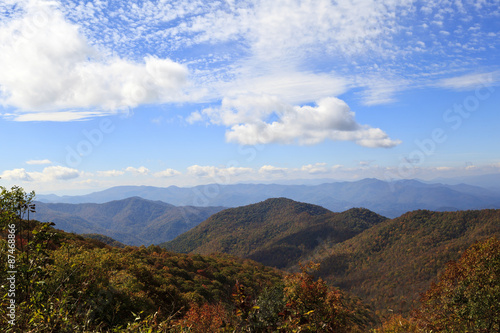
left=0, top=186, right=60, bottom=331
left=279, top=263, right=375, bottom=332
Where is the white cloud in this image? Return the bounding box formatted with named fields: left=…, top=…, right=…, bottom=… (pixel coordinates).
left=185, top=0, right=411, bottom=58
left=301, top=163, right=329, bottom=175
left=0, top=0, right=188, bottom=121
left=125, top=166, right=150, bottom=175
left=182, top=0, right=413, bottom=106
left=153, top=169, right=182, bottom=178
left=26, top=159, right=52, bottom=165
left=1, top=166, right=80, bottom=182
left=198, top=94, right=287, bottom=127
left=223, top=166, right=255, bottom=176
left=40, top=166, right=80, bottom=180
left=355, top=75, right=409, bottom=106
left=196, top=95, right=401, bottom=147
left=5, top=111, right=116, bottom=122
left=2, top=0, right=493, bottom=126
left=187, top=165, right=254, bottom=178
left=436, top=166, right=453, bottom=171
left=1, top=0, right=493, bottom=124
left=186, top=165, right=216, bottom=177
left=437, top=71, right=500, bottom=90
left=217, top=70, right=348, bottom=105
left=186, top=111, right=204, bottom=124
left=96, top=170, right=126, bottom=177
left=1, top=168, right=33, bottom=181
left=259, top=165, right=288, bottom=174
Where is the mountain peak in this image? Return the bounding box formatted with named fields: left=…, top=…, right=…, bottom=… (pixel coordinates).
left=162, top=199, right=385, bottom=268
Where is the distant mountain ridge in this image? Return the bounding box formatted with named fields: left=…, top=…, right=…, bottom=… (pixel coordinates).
left=37, top=178, right=500, bottom=217
left=33, top=197, right=224, bottom=246
left=429, top=173, right=500, bottom=190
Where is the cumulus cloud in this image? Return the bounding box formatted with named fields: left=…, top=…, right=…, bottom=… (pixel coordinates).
left=301, top=163, right=329, bottom=174
left=41, top=166, right=80, bottom=180
left=26, top=159, right=52, bottom=165
left=125, top=166, right=150, bottom=175
left=1, top=166, right=80, bottom=182
left=193, top=95, right=400, bottom=147
left=153, top=169, right=182, bottom=178
left=1, top=168, right=33, bottom=181
left=0, top=1, right=188, bottom=121
left=187, top=165, right=217, bottom=178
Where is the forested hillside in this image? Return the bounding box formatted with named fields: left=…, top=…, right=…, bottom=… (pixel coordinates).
left=1, top=187, right=376, bottom=332
left=161, top=198, right=386, bottom=268
left=163, top=198, right=500, bottom=318
left=33, top=197, right=224, bottom=245
left=310, top=209, right=500, bottom=315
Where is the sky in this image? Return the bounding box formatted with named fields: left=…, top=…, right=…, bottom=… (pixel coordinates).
left=0, top=0, right=499, bottom=195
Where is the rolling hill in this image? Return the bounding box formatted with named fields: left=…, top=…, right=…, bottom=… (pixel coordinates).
left=161, top=198, right=387, bottom=268
left=36, top=178, right=500, bottom=217
left=33, top=197, right=224, bottom=246
left=161, top=197, right=500, bottom=316
left=308, top=209, right=500, bottom=315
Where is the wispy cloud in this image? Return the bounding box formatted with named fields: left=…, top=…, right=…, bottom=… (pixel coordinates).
left=437, top=71, right=500, bottom=91
left=187, top=165, right=254, bottom=178
left=96, top=170, right=126, bottom=177
left=26, top=159, right=52, bottom=165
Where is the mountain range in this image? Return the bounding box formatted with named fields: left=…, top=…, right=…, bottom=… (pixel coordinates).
left=33, top=197, right=224, bottom=246
left=161, top=197, right=387, bottom=269
left=8, top=188, right=500, bottom=330
left=161, top=198, right=500, bottom=315
left=37, top=178, right=500, bottom=218
left=31, top=188, right=500, bottom=317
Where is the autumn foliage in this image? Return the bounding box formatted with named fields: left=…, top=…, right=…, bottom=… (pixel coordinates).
left=377, top=237, right=500, bottom=333
left=415, top=237, right=500, bottom=332
left=2, top=186, right=500, bottom=332
left=0, top=186, right=375, bottom=332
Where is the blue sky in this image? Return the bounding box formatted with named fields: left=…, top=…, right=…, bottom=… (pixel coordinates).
left=0, top=0, right=499, bottom=194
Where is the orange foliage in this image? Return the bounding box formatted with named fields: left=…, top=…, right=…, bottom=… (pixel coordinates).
left=178, top=302, right=232, bottom=332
